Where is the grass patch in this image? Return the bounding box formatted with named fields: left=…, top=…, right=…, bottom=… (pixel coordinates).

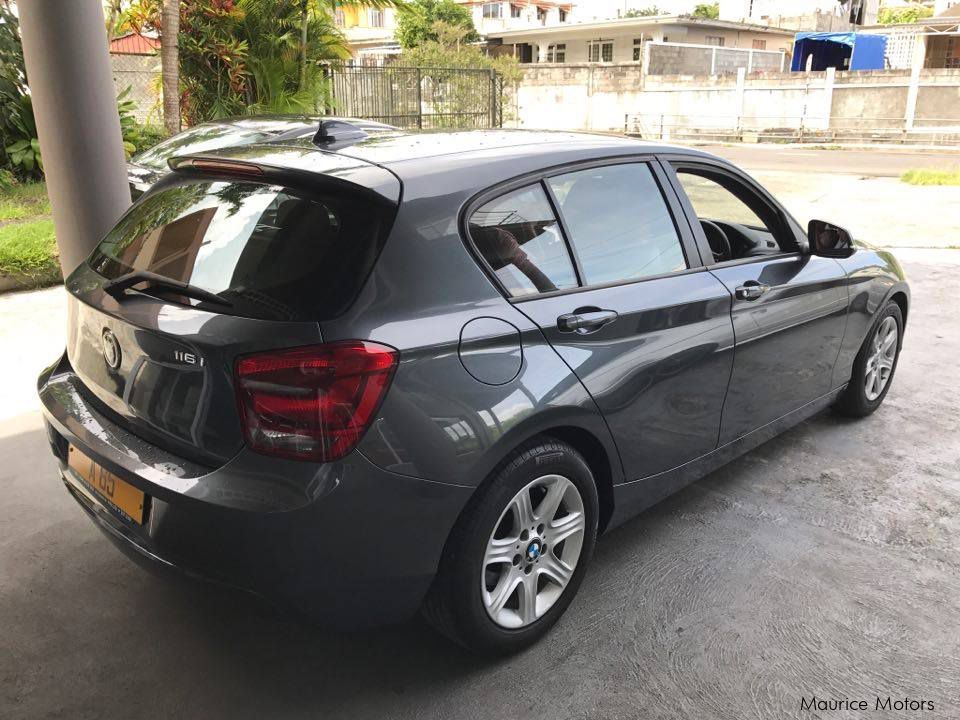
left=0, top=217, right=60, bottom=284
left=0, top=182, right=51, bottom=221
left=900, top=168, right=960, bottom=186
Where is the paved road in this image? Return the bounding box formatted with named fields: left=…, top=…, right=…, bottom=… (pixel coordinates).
left=2, top=249, right=959, bottom=719
left=693, top=144, right=960, bottom=177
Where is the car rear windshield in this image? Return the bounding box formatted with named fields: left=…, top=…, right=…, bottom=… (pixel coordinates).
left=89, top=179, right=391, bottom=321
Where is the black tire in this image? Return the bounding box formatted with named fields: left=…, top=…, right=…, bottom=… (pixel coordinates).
left=834, top=301, right=903, bottom=418
left=423, top=439, right=599, bottom=655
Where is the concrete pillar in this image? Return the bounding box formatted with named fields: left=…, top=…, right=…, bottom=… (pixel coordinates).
left=19, top=0, right=131, bottom=277
left=734, top=67, right=746, bottom=131
left=822, top=66, right=836, bottom=132
left=904, top=35, right=927, bottom=131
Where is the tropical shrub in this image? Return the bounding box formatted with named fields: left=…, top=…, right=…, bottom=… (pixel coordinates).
left=396, top=0, right=478, bottom=49
left=878, top=4, right=933, bottom=25
left=399, top=22, right=521, bottom=128
left=117, top=86, right=167, bottom=157
left=0, top=5, right=42, bottom=179
left=121, top=0, right=384, bottom=124
left=624, top=7, right=663, bottom=17
left=692, top=3, right=719, bottom=19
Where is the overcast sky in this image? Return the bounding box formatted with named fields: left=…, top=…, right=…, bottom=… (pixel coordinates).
left=572, top=0, right=698, bottom=20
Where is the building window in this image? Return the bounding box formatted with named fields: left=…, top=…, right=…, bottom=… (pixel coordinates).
left=546, top=43, right=566, bottom=62
left=946, top=37, right=960, bottom=69
left=334, top=8, right=345, bottom=26
left=588, top=40, right=614, bottom=63
left=537, top=6, right=547, bottom=22
left=559, top=9, right=568, bottom=22
left=368, top=9, right=384, bottom=27
left=511, top=4, right=522, bottom=18
left=483, top=2, right=503, bottom=19
left=705, top=35, right=725, bottom=47
left=633, top=37, right=644, bottom=61
left=752, top=39, right=767, bottom=50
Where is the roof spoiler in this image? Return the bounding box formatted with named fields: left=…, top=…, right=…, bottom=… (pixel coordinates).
left=313, top=119, right=368, bottom=148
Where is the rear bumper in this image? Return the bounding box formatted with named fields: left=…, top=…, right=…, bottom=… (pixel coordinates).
left=39, top=355, right=473, bottom=627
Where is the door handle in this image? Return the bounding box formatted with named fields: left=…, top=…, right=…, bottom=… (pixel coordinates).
left=557, top=308, right=619, bottom=334
left=735, top=283, right=770, bottom=301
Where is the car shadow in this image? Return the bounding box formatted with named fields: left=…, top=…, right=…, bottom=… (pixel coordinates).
left=2, top=410, right=827, bottom=716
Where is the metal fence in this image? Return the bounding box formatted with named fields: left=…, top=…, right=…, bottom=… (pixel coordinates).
left=645, top=42, right=787, bottom=76
left=327, top=66, right=503, bottom=129
left=110, top=54, right=162, bottom=125
left=625, top=113, right=960, bottom=146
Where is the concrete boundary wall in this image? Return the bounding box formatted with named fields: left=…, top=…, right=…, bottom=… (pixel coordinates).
left=510, top=64, right=960, bottom=138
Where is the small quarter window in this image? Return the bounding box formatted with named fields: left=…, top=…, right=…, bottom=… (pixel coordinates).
left=548, top=164, right=686, bottom=286
left=469, top=185, right=577, bottom=297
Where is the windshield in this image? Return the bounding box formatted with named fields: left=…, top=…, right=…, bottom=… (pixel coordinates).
left=131, top=125, right=270, bottom=171
left=89, top=180, right=390, bottom=321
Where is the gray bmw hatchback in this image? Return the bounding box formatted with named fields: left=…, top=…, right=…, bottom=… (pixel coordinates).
left=39, top=128, right=909, bottom=654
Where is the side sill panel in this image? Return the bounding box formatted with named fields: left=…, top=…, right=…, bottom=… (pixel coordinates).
left=608, top=386, right=845, bottom=529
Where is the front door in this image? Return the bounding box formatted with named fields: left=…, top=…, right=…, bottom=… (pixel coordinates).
left=466, top=160, right=735, bottom=483
left=665, top=160, right=849, bottom=444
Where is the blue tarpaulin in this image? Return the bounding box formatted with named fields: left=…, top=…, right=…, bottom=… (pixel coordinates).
left=791, top=32, right=887, bottom=71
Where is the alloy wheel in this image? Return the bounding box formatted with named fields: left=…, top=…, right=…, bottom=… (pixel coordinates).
left=481, top=474, right=586, bottom=629
left=864, top=315, right=898, bottom=402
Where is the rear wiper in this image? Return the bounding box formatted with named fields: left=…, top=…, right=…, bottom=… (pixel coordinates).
left=103, top=270, right=232, bottom=308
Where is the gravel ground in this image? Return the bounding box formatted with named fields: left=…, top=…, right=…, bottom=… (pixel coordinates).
left=1, top=250, right=958, bottom=720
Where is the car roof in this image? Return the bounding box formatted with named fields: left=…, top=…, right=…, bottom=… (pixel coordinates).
left=179, top=128, right=723, bottom=194
left=209, top=115, right=398, bottom=136
left=295, top=129, right=695, bottom=164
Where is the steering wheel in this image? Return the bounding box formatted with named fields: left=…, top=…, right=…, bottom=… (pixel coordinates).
left=700, top=219, right=732, bottom=263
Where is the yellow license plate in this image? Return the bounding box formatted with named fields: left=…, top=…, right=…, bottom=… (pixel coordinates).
left=68, top=445, right=145, bottom=525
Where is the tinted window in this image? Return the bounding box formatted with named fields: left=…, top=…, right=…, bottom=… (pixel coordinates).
left=131, top=125, right=270, bottom=171
left=676, top=172, right=766, bottom=230
left=89, top=180, right=389, bottom=321
left=674, top=168, right=790, bottom=260
left=469, top=185, right=577, bottom=297
left=548, top=164, right=686, bottom=286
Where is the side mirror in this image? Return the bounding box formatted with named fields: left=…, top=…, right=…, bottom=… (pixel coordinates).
left=808, top=219, right=855, bottom=258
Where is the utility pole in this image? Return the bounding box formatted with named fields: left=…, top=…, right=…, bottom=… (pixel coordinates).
left=19, top=0, right=130, bottom=277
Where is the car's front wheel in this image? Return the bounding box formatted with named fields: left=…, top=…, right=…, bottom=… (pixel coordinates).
left=835, top=300, right=903, bottom=417
left=423, top=440, right=598, bottom=655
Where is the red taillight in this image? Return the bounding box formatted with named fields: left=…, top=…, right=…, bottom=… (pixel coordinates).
left=235, top=342, right=398, bottom=462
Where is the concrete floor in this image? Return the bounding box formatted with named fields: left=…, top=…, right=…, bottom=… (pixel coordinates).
left=704, top=145, right=960, bottom=251
left=2, top=164, right=960, bottom=717
left=703, top=144, right=960, bottom=178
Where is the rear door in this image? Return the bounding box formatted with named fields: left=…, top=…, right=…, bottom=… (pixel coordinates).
left=663, top=158, right=849, bottom=444
left=466, top=159, right=735, bottom=483
left=67, top=165, right=399, bottom=466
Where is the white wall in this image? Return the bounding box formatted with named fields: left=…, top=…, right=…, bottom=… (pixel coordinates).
left=573, top=0, right=699, bottom=20
left=510, top=64, right=959, bottom=134
left=510, top=25, right=793, bottom=64
left=719, top=0, right=879, bottom=24
left=720, top=0, right=840, bottom=22
left=470, top=1, right=568, bottom=34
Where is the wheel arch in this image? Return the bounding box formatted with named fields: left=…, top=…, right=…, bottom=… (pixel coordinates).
left=889, top=289, right=908, bottom=329
left=540, top=426, right=616, bottom=535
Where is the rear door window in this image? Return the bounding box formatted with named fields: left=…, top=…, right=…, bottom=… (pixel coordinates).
left=468, top=184, right=578, bottom=297
left=547, top=163, right=687, bottom=286
left=89, top=180, right=390, bottom=321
